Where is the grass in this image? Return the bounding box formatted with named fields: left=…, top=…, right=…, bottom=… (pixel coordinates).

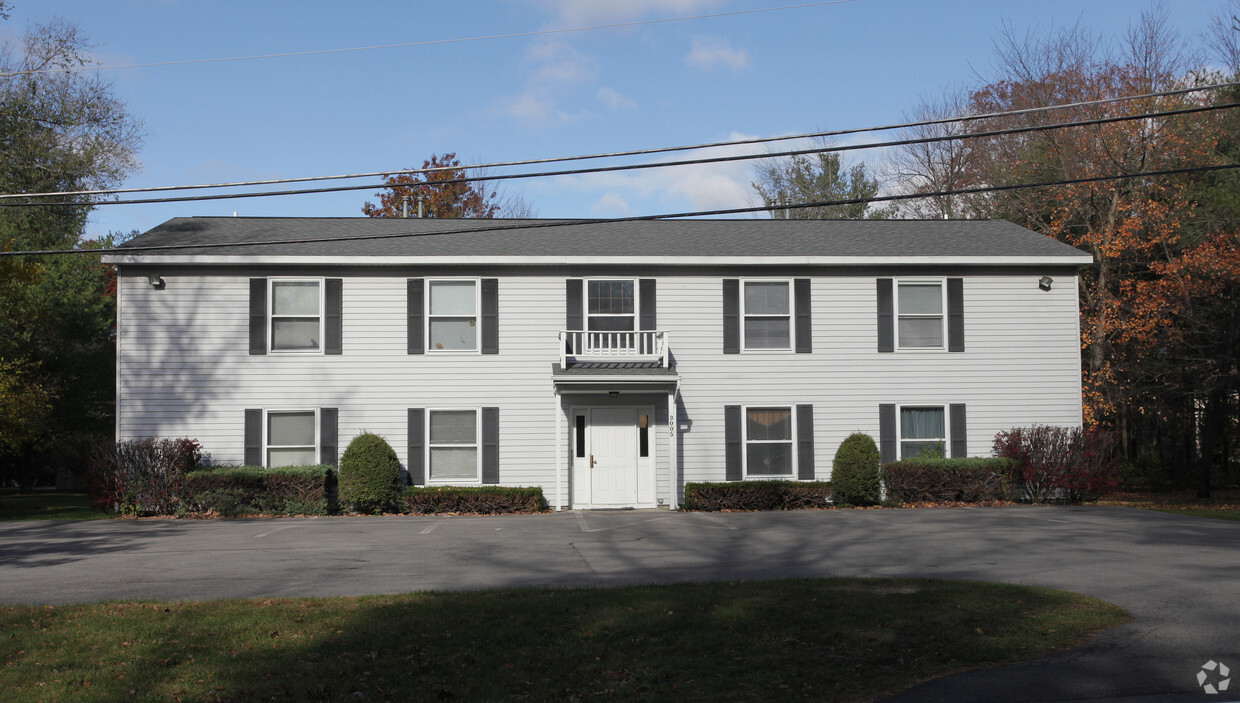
left=1100, top=489, right=1240, bottom=522
left=0, top=578, right=1128, bottom=702
left=0, top=491, right=108, bottom=522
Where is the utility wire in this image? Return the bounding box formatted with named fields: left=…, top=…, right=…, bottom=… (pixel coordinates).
left=7, top=162, right=1239, bottom=258
left=0, top=1, right=857, bottom=78
left=5, top=101, right=1236, bottom=208
left=3, top=80, right=1236, bottom=201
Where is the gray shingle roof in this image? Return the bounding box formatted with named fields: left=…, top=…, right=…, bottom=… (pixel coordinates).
left=114, top=216, right=1089, bottom=260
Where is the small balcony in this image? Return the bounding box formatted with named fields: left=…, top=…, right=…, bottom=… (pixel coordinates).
left=559, top=330, right=670, bottom=369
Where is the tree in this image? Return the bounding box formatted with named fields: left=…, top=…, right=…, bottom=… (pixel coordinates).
left=361, top=152, right=533, bottom=218
left=751, top=144, right=892, bottom=219
left=0, top=12, right=143, bottom=489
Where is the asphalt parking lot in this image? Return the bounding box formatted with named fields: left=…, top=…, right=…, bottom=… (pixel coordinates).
left=2, top=505, right=1237, bottom=702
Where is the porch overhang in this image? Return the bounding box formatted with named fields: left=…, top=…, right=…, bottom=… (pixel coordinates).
left=551, top=362, right=679, bottom=392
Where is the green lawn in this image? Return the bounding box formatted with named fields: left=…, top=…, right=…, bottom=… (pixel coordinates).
left=0, top=491, right=108, bottom=522
left=0, top=578, right=1128, bottom=702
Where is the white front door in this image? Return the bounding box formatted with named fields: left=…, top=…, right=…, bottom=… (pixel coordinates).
left=589, top=407, right=638, bottom=506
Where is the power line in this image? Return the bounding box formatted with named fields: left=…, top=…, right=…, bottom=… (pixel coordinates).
left=7, top=162, right=1238, bottom=258
left=0, top=1, right=857, bottom=78
left=4, top=100, right=1236, bottom=208
left=3, top=79, right=1236, bottom=201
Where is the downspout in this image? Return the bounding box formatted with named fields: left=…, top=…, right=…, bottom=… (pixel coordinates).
left=555, top=387, right=564, bottom=510
left=669, top=380, right=680, bottom=510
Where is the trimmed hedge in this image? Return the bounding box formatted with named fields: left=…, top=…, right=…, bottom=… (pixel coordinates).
left=681, top=480, right=832, bottom=511
left=402, top=486, right=548, bottom=515
left=882, top=458, right=1015, bottom=504
left=183, top=465, right=335, bottom=516
left=338, top=432, right=403, bottom=514
left=831, top=432, right=881, bottom=506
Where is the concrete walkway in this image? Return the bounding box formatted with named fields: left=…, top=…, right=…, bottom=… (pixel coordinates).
left=1, top=505, right=1237, bottom=701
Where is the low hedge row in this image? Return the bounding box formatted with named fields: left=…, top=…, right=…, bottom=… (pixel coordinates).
left=682, top=480, right=832, bottom=511
left=882, top=458, right=1015, bottom=504
left=402, top=486, right=548, bottom=514
left=183, top=465, right=336, bottom=516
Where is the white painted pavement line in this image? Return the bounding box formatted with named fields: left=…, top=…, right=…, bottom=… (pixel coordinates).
left=419, top=520, right=447, bottom=535
left=575, top=511, right=596, bottom=532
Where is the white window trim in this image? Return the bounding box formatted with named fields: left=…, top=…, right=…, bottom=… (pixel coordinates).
left=895, top=403, right=948, bottom=460
left=584, top=278, right=638, bottom=332
left=268, top=277, right=325, bottom=354
left=426, top=407, right=482, bottom=484
left=425, top=278, right=481, bottom=354
left=895, top=277, right=947, bottom=352
left=740, top=278, right=794, bottom=353
left=263, top=408, right=319, bottom=468
left=741, top=404, right=797, bottom=479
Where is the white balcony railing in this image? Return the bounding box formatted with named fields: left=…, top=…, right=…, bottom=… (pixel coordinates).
left=559, top=330, right=669, bottom=369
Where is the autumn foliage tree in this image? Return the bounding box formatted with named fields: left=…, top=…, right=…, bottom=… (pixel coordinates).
left=362, top=152, right=532, bottom=219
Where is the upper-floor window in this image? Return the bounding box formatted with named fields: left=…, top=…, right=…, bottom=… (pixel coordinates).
left=743, top=280, right=792, bottom=350
left=267, top=409, right=317, bottom=467
left=900, top=405, right=946, bottom=459
left=897, top=279, right=945, bottom=349
left=270, top=279, right=322, bottom=352
left=745, top=406, right=794, bottom=477
left=587, top=279, right=635, bottom=331
left=428, top=279, right=478, bottom=351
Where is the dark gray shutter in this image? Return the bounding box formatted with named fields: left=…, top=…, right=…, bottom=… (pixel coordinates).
left=319, top=407, right=338, bottom=467
left=482, top=407, right=500, bottom=484
left=481, top=278, right=499, bottom=354
left=724, top=405, right=742, bottom=480
left=407, top=408, right=425, bottom=485
left=722, top=279, right=740, bottom=354
left=950, top=404, right=967, bottom=458
left=794, top=278, right=812, bottom=354
left=407, top=279, right=424, bottom=355
left=947, top=278, right=964, bottom=352
left=249, top=278, right=267, bottom=355
left=639, top=279, right=657, bottom=330
left=796, top=404, right=814, bottom=480
left=879, top=404, right=897, bottom=465
left=565, top=279, right=583, bottom=331
left=244, top=409, right=262, bottom=466
left=325, top=279, right=343, bottom=355
left=877, top=278, right=894, bottom=353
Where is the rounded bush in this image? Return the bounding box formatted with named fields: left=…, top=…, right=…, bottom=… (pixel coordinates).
left=338, top=432, right=403, bottom=514
left=832, top=432, right=881, bottom=506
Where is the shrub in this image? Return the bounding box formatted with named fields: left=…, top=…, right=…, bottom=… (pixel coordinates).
left=183, top=465, right=334, bottom=516
left=402, top=486, right=548, bottom=515
left=681, top=480, right=832, bottom=511
left=993, top=425, right=1120, bottom=503
left=87, top=437, right=201, bottom=515
left=338, top=432, right=403, bottom=514
left=882, top=458, right=1015, bottom=504
left=831, top=432, right=881, bottom=506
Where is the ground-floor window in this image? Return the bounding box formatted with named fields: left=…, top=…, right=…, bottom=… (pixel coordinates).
left=267, top=410, right=317, bottom=467
left=429, top=409, right=479, bottom=481
left=899, top=406, right=946, bottom=459
left=745, top=406, right=794, bottom=477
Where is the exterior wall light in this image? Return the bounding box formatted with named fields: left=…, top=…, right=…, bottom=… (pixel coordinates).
left=1038, top=276, right=1053, bottom=291
left=609, top=391, right=620, bottom=398
left=148, top=274, right=165, bottom=289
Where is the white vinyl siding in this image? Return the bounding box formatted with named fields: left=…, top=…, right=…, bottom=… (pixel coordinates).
left=116, top=269, right=1083, bottom=506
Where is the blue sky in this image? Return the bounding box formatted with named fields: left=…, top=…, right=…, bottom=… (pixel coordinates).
left=8, top=0, right=1233, bottom=238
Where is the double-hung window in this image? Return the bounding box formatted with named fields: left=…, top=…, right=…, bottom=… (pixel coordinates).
left=745, top=406, right=794, bottom=477
left=587, top=279, right=635, bottom=331
left=742, top=280, right=792, bottom=350
left=270, top=279, right=322, bottom=352
left=429, top=409, right=480, bottom=481
left=266, top=410, right=317, bottom=467
left=428, top=280, right=478, bottom=351
left=896, top=280, right=945, bottom=349
left=899, top=406, right=946, bottom=459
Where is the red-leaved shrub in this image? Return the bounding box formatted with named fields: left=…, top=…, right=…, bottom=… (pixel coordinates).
left=993, top=425, right=1119, bottom=503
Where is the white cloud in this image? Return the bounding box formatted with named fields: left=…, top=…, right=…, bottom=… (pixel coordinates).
left=506, top=92, right=554, bottom=123
left=597, top=87, right=636, bottom=110
left=592, top=192, right=632, bottom=216
left=527, top=42, right=598, bottom=86
left=532, top=0, right=723, bottom=25
left=685, top=37, right=750, bottom=71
